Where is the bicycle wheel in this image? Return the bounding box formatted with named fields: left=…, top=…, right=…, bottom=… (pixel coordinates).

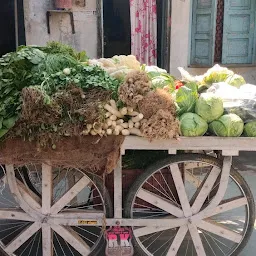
left=0, top=164, right=112, bottom=256
left=124, top=154, right=255, bottom=256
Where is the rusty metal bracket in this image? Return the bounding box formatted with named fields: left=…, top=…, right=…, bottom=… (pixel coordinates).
left=46, top=10, right=75, bottom=34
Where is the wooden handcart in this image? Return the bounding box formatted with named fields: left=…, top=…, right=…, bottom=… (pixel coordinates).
left=0, top=136, right=255, bottom=256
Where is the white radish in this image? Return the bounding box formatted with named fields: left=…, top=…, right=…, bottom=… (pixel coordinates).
left=110, top=115, right=117, bottom=121
left=95, top=128, right=103, bottom=134
left=106, top=119, right=112, bottom=127
left=104, top=104, right=123, bottom=118
left=120, top=107, right=128, bottom=115
left=128, top=111, right=140, bottom=116
left=103, top=123, right=109, bottom=130
left=93, top=122, right=101, bottom=131
left=127, top=107, right=133, bottom=113
left=113, top=129, right=120, bottom=135
left=110, top=99, right=117, bottom=109
left=111, top=121, right=117, bottom=128
left=82, top=130, right=89, bottom=135
left=128, top=120, right=134, bottom=129
left=115, top=125, right=124, bottom=132
left=106, top=129, right=113, bottom=135
left=86, top=124, right=92, bottom=130
left=129, top=128, right=142, bottom=136
left=121, top=129, right=130, bottom=136
left=131, top=114, right=144, bottom=123
left=116, top=119, right=124, bottom=125
left=90, top=130, right=97, bottom=136
left=121, top=123, right=129, bottom=129
left=134, top=122, right=140, bottom=129
left=105, top=112, right=112, bottom=118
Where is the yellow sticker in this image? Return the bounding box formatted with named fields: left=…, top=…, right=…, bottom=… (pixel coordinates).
left=78, top=220, right=97, bottom=225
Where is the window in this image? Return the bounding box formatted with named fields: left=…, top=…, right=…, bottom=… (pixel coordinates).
left=190, top=0, right=256, bottom=66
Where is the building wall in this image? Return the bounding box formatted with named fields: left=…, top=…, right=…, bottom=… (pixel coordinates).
left=23, top=0, right=98, bottom=58
left=169, top=0, right=256, bottom=84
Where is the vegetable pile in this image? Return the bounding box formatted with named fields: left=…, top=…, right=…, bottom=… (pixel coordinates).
left=0, top=42, right=256, bottom=148
left=177, top=64, right=256, bottom=137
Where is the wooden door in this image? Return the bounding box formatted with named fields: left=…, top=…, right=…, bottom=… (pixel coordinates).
left=191, top=0, right=217, bottom=66
left=222, top=0, right=255, bottom=64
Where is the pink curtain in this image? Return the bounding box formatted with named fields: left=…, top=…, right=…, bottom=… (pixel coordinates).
left=130, top=0, right=157, bottom=65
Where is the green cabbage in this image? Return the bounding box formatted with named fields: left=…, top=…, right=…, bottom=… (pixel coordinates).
left=195, top=93, right=224, bottom=123
left=151, top=76, right=175, bottom=90
left=180, top=113, right=208, bottom=136
left=203, top=65, right=234, bottom=86
left=244, top=121, right=256, bottom=137
left=176, top=84, right=198, bottom=116
left=225, top=74, right=246, bottom=88
left=209, top=114, right=244, bottom=137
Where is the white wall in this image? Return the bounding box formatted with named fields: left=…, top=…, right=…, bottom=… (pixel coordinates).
left=169, top=0, right=256, bottom=84
left=170, top=0, right=191, bottom=77
left=23, top=0, right=98, bottom=58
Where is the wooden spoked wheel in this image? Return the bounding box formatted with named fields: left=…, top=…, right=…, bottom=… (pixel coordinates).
left=124, top=154, right=255, bottom=256
left=0, top=164, right=111, bottom=256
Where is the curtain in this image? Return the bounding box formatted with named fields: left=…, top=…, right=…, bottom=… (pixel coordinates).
left=130, top=0, right=157, bottom=65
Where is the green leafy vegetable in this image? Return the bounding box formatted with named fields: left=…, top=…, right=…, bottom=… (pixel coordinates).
left=0, top=129, right=8, bottom=138
left=209, top=114, right=244, bottom=137
left=0, top=42, right=120, bottom=139
left=225, top=74, right=246, bottom=88
left=179, top=113, right=208, bottom=136
left=151, top=76, right=175, bottom=90
left=0, top=116, right=3, bottom=129
left=176, top=84, right=198, bottom=116
left=31, top=41, right=88, bottom=62
left=195, top=93, right=224, bottom=123
left=244, top=121, right=256, bottom=137
left=202, top=65, right=234, bottom=86
left=3, top=116, right=17, bottom=129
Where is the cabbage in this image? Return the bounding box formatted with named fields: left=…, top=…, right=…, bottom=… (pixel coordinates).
left=225, top=74, right=246, bottom=88
left=203, top=64, right=234, bottom=86
left=145, top=65, right=167, bottom=75
left=176, top=84, right=198, bottom=116
left=151, top=76, right=175, bottom=90
left=180, top=113, right=208, bottom=136
left=209, top=114, right=244, bottom=137
left=244, top=121, right=256, bottom=137
left=195, top=93, right=224, bottom=123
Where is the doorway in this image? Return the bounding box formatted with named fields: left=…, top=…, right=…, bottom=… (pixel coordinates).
left=103, top=0, right=171, bottom=69
left=0, top=0, right=26, bottom=57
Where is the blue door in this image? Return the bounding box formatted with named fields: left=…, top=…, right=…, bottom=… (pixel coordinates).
left=222, top=0, right=255, bottom=64
left=191, top=0, right=217, bottom=66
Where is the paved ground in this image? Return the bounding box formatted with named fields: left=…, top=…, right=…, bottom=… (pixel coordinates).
left=234, top=152, right=256, bottom=255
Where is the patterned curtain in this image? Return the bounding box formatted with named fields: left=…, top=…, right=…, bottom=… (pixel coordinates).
left=130, top=0, right=157, bottom=65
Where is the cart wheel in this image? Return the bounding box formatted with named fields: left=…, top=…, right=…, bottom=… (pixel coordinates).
left=124, top=154, right=255, bottom=256
left=0, top=164, right=112, bottom=256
